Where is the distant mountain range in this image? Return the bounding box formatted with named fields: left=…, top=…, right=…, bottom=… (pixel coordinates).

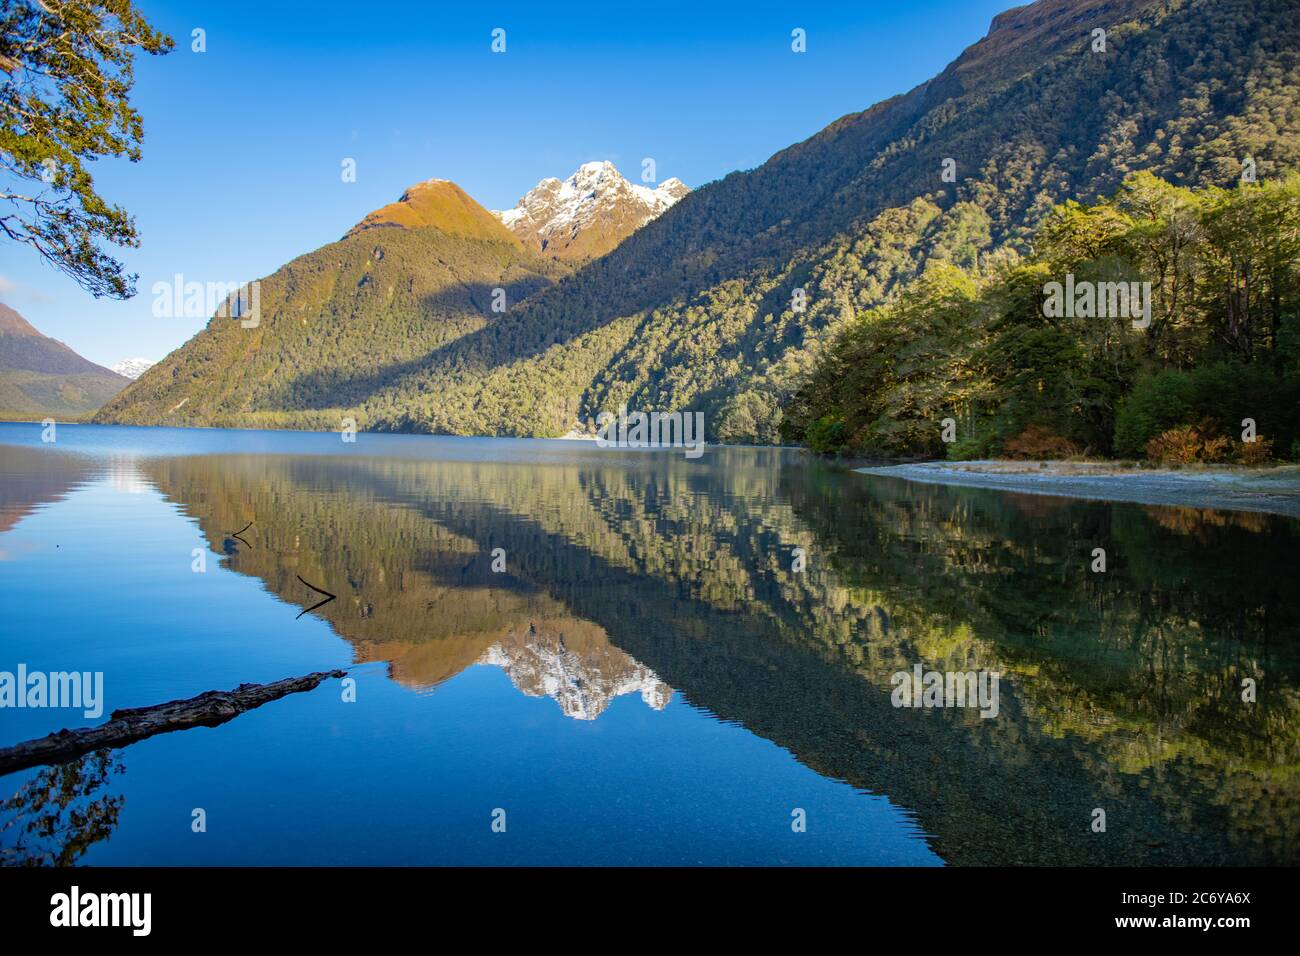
left=492, top=161, right=688, bottom=262
left=0, top=303, right=128, bottom=421
left=96, top=0, right=1300, bottom=439
left=110, top=358, right=154, bottom=380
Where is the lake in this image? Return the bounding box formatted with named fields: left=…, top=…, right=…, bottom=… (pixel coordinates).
left=1, top=423, right=1296, bottom=865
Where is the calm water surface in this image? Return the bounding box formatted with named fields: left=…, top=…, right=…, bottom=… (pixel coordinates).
left=1, top=423, right=1297, bottom=865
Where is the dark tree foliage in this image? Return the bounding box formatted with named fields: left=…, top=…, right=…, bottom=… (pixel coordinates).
left=0, top=0, right=172, bottom=299
left=783, top=173, right=1300, bottom=460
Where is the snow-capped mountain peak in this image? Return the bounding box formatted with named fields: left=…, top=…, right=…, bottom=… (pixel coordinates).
left=110, top=358, right=154, bottom=380
left=492, top=161, right=689, bottom=261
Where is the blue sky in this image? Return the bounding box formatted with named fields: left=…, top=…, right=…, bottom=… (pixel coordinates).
left=1, top=0, right=1010, bottom=367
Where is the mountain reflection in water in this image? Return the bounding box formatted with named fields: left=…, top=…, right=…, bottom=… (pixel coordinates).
left=1, top=435, right=1297, bottom=866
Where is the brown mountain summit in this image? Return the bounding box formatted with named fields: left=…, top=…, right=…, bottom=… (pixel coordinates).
left=345, top=178, right=522, bottom=246
left=0, top=302, right=41, bottom=337
left=0, top=302, right=128, bottom=420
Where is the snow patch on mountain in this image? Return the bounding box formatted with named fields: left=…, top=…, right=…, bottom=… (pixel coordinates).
left=492, top=161, right=688, bottom=260
left=110, top=358, right=154, bottom=380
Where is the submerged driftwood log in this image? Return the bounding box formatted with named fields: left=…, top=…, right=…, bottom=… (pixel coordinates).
left=0, top=670, right=346, bottom=776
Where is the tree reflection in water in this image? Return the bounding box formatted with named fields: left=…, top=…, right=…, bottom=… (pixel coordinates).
left=0, top=751, right=125, bottom=866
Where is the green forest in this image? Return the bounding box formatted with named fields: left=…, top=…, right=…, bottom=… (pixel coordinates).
left=96, top=0, right=1300, bottom=456
left=339, top=0, right=1298, bottom=445
left=782, top=173, right=1300, bottom=462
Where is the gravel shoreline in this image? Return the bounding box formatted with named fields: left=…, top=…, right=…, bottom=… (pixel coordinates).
left=854, top=460, right=1300, bottom=518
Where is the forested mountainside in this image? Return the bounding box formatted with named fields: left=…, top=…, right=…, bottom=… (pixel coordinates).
left=99, top=0, right=1300, bottom=444
left=94, top=181, right=561, bottom=427
left=783, top=172, right=1300, bottom=461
